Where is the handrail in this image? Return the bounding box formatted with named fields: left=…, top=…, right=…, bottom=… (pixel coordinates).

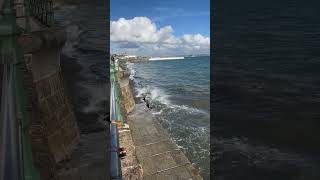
left=0, top=0, right=40, bottom=179
left=114, top=77, right=124, bottom=127
left=110, top=61, right=122, bottom=180
left=0, top=64, right=21, bottom=180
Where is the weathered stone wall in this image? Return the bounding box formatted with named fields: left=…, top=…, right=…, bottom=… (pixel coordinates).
left=34, top=69, right=79, bottom=162
left=20, top=27, right=80, bottom=180
left=24, top=53, right=80, bottom=179
left=118, top=72, right=135, bottom=114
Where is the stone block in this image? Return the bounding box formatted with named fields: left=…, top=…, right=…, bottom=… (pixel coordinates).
left=49, top=72, right=63, bottom=94
left=47, top=128, right=67, bottom=162
left=39, top=100, right=50, bottom=120
left=36, top=80, right=52, bottom=100
left=55, top=104, right=69, bottom=122
left=42, top=115, right=58, bottom=135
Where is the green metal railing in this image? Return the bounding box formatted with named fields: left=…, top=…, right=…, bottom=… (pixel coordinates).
left=0, top=0, right=40, bottom=179
left=114, top=81, right=124, bottom=127
left=110, top=61, right=123, bottom=179
left=111, top=62, right=125, bottom=127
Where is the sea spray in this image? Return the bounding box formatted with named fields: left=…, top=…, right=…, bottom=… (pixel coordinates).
left=55, top=0, right=109, bottom=124
left=126, top=62, right=136, bottom=80
left=62, top=24, right=83, bottom=58
left=55, top=5, right=83, bottom=58
left=127, top=57, right=210, bottom=179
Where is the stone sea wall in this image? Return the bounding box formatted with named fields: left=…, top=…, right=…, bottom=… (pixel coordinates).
left=33, top=69, right=79, bottom=162
left=20, top=28, right=80, bottom=180
left=115, top=62, right=203, bottom=180
left=117, top=69, right=135, bottom=114
left=116, top=63, right=143, bottom=180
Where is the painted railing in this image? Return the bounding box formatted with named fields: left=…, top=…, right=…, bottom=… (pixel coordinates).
left=0, top=1, right=40, bottom=179
left=0, top=64, right=22, bottom=180
left=110, top=61, right=123, bottom=179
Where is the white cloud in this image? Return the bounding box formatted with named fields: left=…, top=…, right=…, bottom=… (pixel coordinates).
left=111, top=17, right=210, bottom=55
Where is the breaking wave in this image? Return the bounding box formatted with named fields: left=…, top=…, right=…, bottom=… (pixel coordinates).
left=135, top=85, right=206, bottom=115
left=55, top=5, right=83, bottom=58
left=126, top=62, right=136, bottom=80
left=55, top=2, right=108, bottom=117
left=127, top=58, right=210, bottom=179
left=62, top=24, right=83, bottom=58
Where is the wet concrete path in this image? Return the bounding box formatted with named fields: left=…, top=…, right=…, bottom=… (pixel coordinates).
left=127, top=103, right=203, bottom=180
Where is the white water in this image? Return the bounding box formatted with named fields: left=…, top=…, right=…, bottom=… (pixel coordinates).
left=149, top=56, right=185, bottom=61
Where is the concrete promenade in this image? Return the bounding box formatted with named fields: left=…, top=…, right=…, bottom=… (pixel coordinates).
left=127, top=103, right=202, bottom=180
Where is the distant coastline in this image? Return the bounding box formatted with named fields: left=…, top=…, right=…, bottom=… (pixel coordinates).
left=149, top=56, right=184, bottom=61
left=111, top=53, right=209, bottom=63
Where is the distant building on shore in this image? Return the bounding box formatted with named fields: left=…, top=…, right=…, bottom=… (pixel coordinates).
left=111, top=54, right=149, bottom=62
left=149, top=56, right=184, bottom=61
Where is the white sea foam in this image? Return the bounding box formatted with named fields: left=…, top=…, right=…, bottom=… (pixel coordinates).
left=169, top=104, right=207, bottom=114
left=135, top=86, right=171, bottom=104
left=81, top=83, right=108, bottom=113
left=136, top=86, right=148, bottom=97
left=62, top=24, right=83, bottom=58
left=149, top=88, right=171, bottom=105
left=126, top=62, right=136, bottom=80
left=135, top=85, right=208, bottom=115
left=152, top=109, right=163, bottom=115
left=55, top=5, right=83, bottom=58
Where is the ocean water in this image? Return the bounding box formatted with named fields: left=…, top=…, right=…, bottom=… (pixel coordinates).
left=128, top=56, right=210, bottom=179
left=213, top=0, right=320, bottom=179
left=54, top=0, right=109, bottom=131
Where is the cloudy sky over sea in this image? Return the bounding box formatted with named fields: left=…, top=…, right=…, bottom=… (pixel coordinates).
left=110, top=0, right=210, bottom=56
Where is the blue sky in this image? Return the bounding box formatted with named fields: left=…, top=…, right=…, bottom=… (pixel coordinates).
left=110, top=0, right=210, bottom=56
left=111, top=0, right=210, bottom=36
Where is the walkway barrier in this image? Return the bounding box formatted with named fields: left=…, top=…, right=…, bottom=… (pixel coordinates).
left=109, top=61, right=124, bottom=179
left=0, top=1, right=40, bottom=179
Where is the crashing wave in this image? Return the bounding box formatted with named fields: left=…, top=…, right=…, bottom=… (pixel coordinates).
left=135, top=85, right=207, bottom=115
left=126, top=62, right=136, bottom=80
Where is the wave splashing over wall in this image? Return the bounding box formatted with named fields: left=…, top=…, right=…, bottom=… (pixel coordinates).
left=128, top=57, right=210, bottom=179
